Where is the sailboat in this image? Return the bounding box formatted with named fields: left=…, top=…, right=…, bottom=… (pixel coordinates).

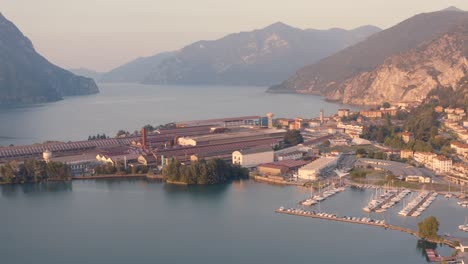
left=458, top=216, right=468, bottom=232
left=445, top=182, right=452, bottom=199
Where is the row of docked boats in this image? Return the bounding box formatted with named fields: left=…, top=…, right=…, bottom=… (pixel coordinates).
left=301, top=187, right=346, bottom=206
left=363, top=188, right=408, bottom=213
left=277, top=207, right=385, bottom=225
left=457, top=201, right=468, bottom=208
left=398, top=191, right=437, bottom=217
left=375, top=189, right=412, bottom=213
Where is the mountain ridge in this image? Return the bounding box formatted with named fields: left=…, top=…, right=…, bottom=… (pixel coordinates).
left=269, top=9, right=468, bottom=105
left=0, top=13, right=99, bottom=104
left=104, top=22, right=380, bottom=85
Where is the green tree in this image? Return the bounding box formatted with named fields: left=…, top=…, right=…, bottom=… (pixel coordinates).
left=284, top=130, right=304, bottom=146
left=418, top=216, right=440, bottom=240
left=382, top=102, right=391, bottom=108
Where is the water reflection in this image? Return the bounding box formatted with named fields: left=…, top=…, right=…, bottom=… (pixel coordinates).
left=0, top=181, right=72, bottom=197
left=416, top=239, right=439, bottom=260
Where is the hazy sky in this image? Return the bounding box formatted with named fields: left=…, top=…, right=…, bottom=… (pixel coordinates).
left=3, top=0, right=468, bottom=71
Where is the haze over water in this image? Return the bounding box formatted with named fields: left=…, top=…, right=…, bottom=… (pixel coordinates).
left=0, top=84, right=357, bottom=146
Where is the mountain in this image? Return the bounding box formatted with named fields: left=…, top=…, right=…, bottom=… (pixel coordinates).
left=100, top=52, right=174, bottom=83
left=442, top=6, right=464, bottom=12
left=0, top=13, right=98, bottom=104
left=270, top=9, right=468, bottom=105
left=69, top=68, right=103, bottom=82
left=137, top=22, right=380, bottom=86
left=329, top=23, right=468, bottom=107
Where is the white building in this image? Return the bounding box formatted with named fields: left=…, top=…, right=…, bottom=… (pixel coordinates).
left=432, top=155, right=452, bottom=173
left=414, top=152, right=436, bottom=167
left=452, top=142, right=468, bottom=159
left=297, top=156, right=338, bottom=181
left=277, top=151, right=304, bottom=161
left=232, top=147, right=274, bottom=168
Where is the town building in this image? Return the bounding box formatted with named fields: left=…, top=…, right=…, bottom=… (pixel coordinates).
left=432, top=155, right=452, bottom=173
left=297, top=156, right=338, bottom=181
left=360, top=110, right=382, bottom=118
left=405, top=176, right=432, bottom=183
left=232, top=147, right=274, bottom=168
left=380, top=107, right=398, bottom=116
left=414, top=152, right=437, bottom=167
left=451, top=141, right=468, bottom=159
left=401, top=132, right=414, bottom=143
left=329, top=138, right=348, bottom=147
left=434, top=106, right=444, bottom=113
left=400, top=149, right=414, bottom=159
left=338, top=109, right=350, bottom=117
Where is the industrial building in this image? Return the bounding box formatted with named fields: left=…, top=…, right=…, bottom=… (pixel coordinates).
left=177, top=128, right=286, bottom=146
left=257, top=160, right=310, bottom=176
left=232, top=147, right=274, bottom=168
left=297, top=156, right=338, bottom=181
left=176, top=116, right=262, bottom=128
left=154, top=137, right=282, bottom=165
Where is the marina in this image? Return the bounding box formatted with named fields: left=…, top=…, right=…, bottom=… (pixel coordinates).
left=398, top=191, right=438, bottom=217
left=300, top=186, right=346, bottom=206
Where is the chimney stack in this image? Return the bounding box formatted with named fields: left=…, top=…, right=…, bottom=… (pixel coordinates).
left=142, top=127, right=147, bottom=148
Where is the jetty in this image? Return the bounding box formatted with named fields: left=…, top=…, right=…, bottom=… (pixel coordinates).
left=275, top=207, right=457, bottom=248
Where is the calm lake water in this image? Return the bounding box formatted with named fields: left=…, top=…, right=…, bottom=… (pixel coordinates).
left=0, top=180, right=464, bottom=264
left=0, top=83, right=357, bottom=146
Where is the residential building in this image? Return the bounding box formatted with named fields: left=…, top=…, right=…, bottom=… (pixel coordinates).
left=401, top=132, right=414, bottom=143
left=433, top=155, right=452, bottom=173
left=360, top=110, right=382, bottom=118
left=380, top=107, right=398, bottom=116
left=414, top=152, right=437, bottom=167
left=329, top=138, right=348, bottom=147
left=232, top=147, right=274, bottom=168
left=338, top=109, right=350, bottom=117
left=434, top=106, right=444, bottom=113
left=451, top=141, right=468, bottom=159
left=400, top=149, right=414, bottom=159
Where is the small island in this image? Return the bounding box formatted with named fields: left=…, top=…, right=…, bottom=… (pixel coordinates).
left=163, top=158, right=249, bottom=185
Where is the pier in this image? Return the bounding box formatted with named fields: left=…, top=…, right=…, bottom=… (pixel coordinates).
left=275, top=208, right=458, bottom=248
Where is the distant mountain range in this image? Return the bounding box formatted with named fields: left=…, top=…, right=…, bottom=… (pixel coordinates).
left=100, top=52, right=174, bottom=83
left=270, top=7, right=468, bottom=107
left=0, top=13, right=98, bottom=104
left=100, top=23, right=380, bottom=86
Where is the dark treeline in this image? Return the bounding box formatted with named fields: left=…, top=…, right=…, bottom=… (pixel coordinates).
left=88, top=133, right=109, bottom=140
left=163, top=158, right=249, bottom=185
left=0, top=159, right=71, bottom=184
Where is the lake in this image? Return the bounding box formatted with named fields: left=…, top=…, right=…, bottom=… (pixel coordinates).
left=0, top=83, right=357, bottom=146
left=0, top=180, right=462, bottom=264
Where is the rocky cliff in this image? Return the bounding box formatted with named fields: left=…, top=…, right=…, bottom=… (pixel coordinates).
left=270, top=9, right=468, bottom=105
left=328, top=29, right=468, bottom=105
